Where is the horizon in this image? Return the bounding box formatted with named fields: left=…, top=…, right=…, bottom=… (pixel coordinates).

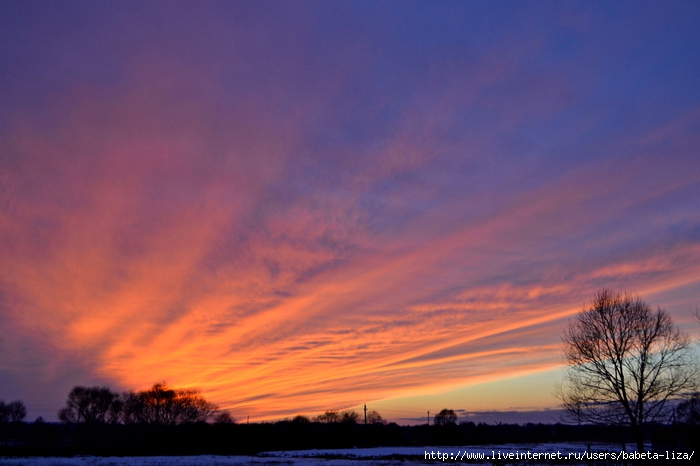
left=2, top=1, right=700, bottom=425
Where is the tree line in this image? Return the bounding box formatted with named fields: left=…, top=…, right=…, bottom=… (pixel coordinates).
left=2, top=415, right=696, bottom=457
left=57, top=382, right=220, bottom=426
left=311, top=409, right=386, bottom=424
left=2, top=381, right=443, bottom=428
left=53, top=383, right=395, bottom=427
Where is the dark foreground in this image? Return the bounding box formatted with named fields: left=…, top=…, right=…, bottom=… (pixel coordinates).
left=0, top=421, right=696, bottom=459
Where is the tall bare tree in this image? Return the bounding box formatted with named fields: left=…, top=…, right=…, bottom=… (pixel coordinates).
left=557, top=289, right=698, bottom=451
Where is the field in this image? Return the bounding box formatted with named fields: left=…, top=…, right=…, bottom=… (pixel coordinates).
left=0, top=442, right=655, bottom=465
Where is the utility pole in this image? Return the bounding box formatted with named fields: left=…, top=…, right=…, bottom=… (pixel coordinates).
left=427, top=411, right=430, bottom=426
left=364, top=404, right=367, bottom=425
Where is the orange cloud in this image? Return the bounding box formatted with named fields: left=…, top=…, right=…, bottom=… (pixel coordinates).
left=2, top=6, right=700, bottom=422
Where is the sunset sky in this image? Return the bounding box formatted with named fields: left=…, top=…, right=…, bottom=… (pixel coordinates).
left=1, top=1, right=700, bottom=424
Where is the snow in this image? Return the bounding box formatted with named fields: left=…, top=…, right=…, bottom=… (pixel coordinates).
left=0, top=442, right=654, bottom=465
left=263, top=442, right=639, bottom=457
left=0, top=456, right=423, bottom=466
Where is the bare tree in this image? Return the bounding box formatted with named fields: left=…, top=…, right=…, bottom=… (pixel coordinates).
left=58, top=383, right=217, bottom=425
left=557, top=289, right=698, bottom=451
left=135, top=383, right=218, bottom=425
left=213, top=410, right=235, bottom=424
left=6, top=400, right=27, bottom=423
left=340, top=410, right=360, bottom=424
left=676, top=393, right=700, bottom=425
left=367, top=409, right=387, bottom=425
left=434, top=408, right=457, bottom=426
left=315, top=410, right=340, bottom=423
left=119, top=390, right=143, bottom=424
left=58, top=386, right=121, bottom=424
left=0, top=400, right=27, bottom=423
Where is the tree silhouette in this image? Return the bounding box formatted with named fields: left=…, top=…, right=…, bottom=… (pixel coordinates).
left=434, top=408, right=457, bottom=426
left=119, top=390, right=143, bottom=424
left=557, top=289, right=698, bottom=451
left=135, top=382, right=218, bottom=425
left=0, top=400, right=27, bottom=423
left=315, top=410, right=340, bottom=423
left=213, top=410, right=235, bottom=424
left=676, top=393, right=700, bottom=425
left=58, top=386, right=121, bottom=424
left=367, top=409, right=387, bottom=425
left=59, top=383, right=218, bottom=425
left=340, top=410, right=360, bottom=424
left=7, top=400, right=27, bottom=422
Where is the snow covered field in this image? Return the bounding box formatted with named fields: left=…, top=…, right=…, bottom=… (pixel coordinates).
left=263, top=442, right=643, bottom=458
left=0, top=442, right=651, bottom=465
left=0, top=457, right=405, bottom=466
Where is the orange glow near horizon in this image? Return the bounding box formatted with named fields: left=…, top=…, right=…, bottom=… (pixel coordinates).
left=3, top=148, right=700, bottom=421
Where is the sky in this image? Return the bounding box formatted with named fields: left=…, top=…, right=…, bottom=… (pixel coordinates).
left=1, top=1, right=700, bottom=424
